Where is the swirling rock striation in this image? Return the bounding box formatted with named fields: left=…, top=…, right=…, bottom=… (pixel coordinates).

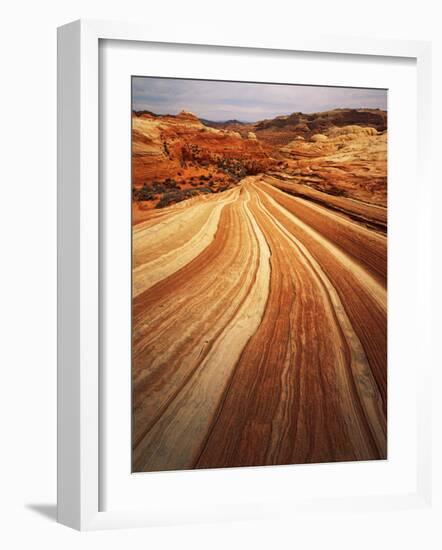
left=132, top=108, right=388, bottom=472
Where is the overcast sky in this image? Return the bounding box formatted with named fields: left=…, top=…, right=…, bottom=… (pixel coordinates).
left=132, top=77, right=387, bottom=122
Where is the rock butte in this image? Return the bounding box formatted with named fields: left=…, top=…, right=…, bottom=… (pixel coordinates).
left=132, top=107, right=387, bottom=472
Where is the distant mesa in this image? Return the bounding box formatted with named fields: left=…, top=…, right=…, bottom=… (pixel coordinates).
left=201, top=118, right=248, bottom=127
left=133, top=109, right=159, bottom=118
left=253, top=108, right=387, bottom=145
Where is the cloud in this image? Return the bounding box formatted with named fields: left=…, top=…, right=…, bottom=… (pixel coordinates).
left=132, top=77, right=387, bottom=122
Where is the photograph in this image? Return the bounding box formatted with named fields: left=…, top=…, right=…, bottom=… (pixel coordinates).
left=131, top=76, right=388, bottom=473
left=0, top=0, right=436, bottom=542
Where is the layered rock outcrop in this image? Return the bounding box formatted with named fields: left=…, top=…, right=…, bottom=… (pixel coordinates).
left=278, top=124, right=387, bottom=207
left=132, top=108, right=387, bottom=218
left=132, top=111, right=275, bottom=214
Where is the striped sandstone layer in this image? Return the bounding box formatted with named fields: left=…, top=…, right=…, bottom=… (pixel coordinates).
left=132, top=175, right=387, bottom=471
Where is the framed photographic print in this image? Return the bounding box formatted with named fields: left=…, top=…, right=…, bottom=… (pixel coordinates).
left=130, top=76, right=388, bottom=473
left=57, top=19, right=432, bottom=530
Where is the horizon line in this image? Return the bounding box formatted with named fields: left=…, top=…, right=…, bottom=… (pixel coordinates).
left=131, top=105, right=387, bottom=124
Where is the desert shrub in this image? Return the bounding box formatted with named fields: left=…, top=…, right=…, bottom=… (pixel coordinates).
left=155, top=188, right=199, bottom=209
left=133, top=183, right=155, bottom=201
left=151, top=182, right=167, bottom=193
left=183, top=189, right=199, bottom=198
left=164, top=178, right=179, bottom=189
left=155, top=191, right=182, bottom=208
left=138, top=190, right=155, bottom=201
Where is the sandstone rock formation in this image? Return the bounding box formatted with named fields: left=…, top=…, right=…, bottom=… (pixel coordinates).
left=131, top=107, right=388, bottom=471
left=278, top=124, right=387, bottom=208
left=205, top=108, right=387, bottom=146
left=133, top=175, right=387, bottom=471
left=132, top=111, right=275, bottom=219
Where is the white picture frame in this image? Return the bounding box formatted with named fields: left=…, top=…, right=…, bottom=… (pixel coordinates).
left=57, top=19, right=432, bottom=531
